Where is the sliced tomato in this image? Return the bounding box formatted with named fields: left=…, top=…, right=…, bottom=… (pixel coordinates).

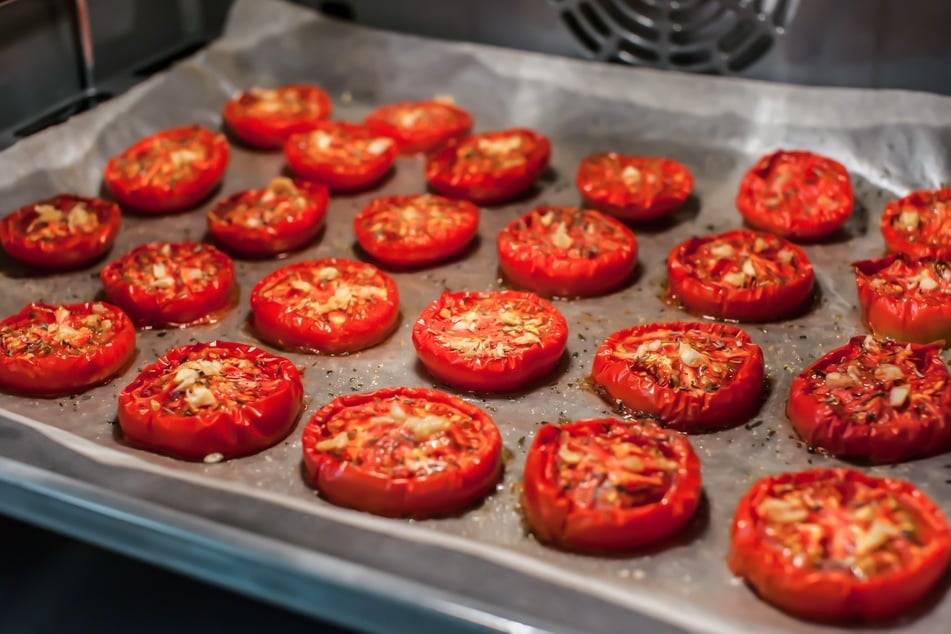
left=575, top=153, right=693, bottom=221
left=787, top=335, right=951, bottom=463
left=1, top=194, right=120, bottom=269
left=412, top=290, right=568, bottom=392
left=424, top=128, right=551, bottom=204
left=117, top=340, right=303, bottom=461
left=497, top=205, right=638, bottom=298
left=880, top=187, right=951, bottom=259
left=103, top=125, right=229, bottom=214
left=301, top=386, right=502, bottom=517
left=729, top=468, right=950, bottom=622
left=736, top=150, right=853, bottom=240
left=222, top=83, right=332, bottom=150
left=854, top=253, right=951, bottom=345
left=250, top=257, right=399, bottom=354
left=522, top=418, right=701, bottom=552
left=100, top=241, right=236, bottom=328
left=667, top=229, right=814, bottom=322
left=284, top=121, right=397, bottom=192
left=0, top=301, right=135, bottom=396
left=353, top=194, right=479, bottom=268
left=591, top=321, right=764, bottom=432
left=207, top=177, right=328, bottom=258
left=364, top=99, right=473, bottom=154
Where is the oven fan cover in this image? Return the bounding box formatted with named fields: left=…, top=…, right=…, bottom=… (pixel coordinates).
left=552, top=0, right=794, bottom=74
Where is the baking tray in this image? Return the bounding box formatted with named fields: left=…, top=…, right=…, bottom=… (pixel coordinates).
left=1, top=1, right=950, bottom=632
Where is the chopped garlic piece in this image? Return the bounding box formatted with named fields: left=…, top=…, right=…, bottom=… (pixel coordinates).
left=312, top=131, right=333, bottom=150
left=152, top=263, right=168, bottom=279
left=678, top=341, right=704, bottom=368
left=290, top=279, right=314, bottom=292
left=185, top=386, right=218, bottom=410
left=389, top=402, right=407, bottom=420
left=777, top=249, right=794, bottom=264
left=742, top=259, right=757, bottom=277
left=538, top=211, right=554, bottom=227
left=824, top=371, right=852, bottom=387
left=897, top=210, right=919, bottom=230
left=558, top=444, right=584, bottom=464
left=622, top=455, right=644, bottom=472
left=889, top=384, right=910, bottom=407
left=315, top=431, right=349, bottom=451
left=33, top=204, right=64, bottom=223
left=170, top=148, right=200, bottom=167
left=551, top=222, right=573, bottom=250
left=723, top=271, right=747, bottom=287
left=54, top=306, right=70, bottom=324
left=317, top=267, right=339, bottom=282
left=752, top=237, right=769, bottom=253
left=856, top=519, right=901, bottom=555
left=173, top=367, right=200, bottom=390
left=919, top=275, right=938, bottom=291
left=366, top=138, right=394, bottom=155
left=759, top=497, right=809, bottom=523
left=67, top=204, right=97, bottom=233
left=635, top=339, right=663, bottom=356
left=403, top=415, right=451, bottom=441
left=398, top=109, right=424, bottom=127
left=875, top=364, right=904, bottom=382
left=709, top=242, right=735, bottom=259
left=620, top=165, right=642, bottom=185
left=477, top=135, right=522, bottom=154
left=512, top=332, right=541, bottom=346
left=182, top=268, right=203, bottom=282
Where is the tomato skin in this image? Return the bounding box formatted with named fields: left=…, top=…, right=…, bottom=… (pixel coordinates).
left=207, top=179, right=328, bottom=258
left=284, top=121, right=397, bottom=192
left=591, top=321, right=764, bottom=432
left=103, top=125, right=229, bottom=214
left=0, top=195, right=121, bottom=270
left=353, top=194, right=479, bottom=267
left=736, top=150, right=853, bottom=240
left=667, top=229, right=814, bottom=322
left=424, top=128, right=551, bottom=204
left=522, top=419, right=701, bottom=552
left=301, top=386, right=502, bottom=518
left=880, top=187, right=951, bottom=260
left=412, top=290, right=569, bottom=392
left=786, top=336, right=951, bottom=463
left=364, top=100, right=473, bottom=154
left=222, top=83, right=332, bottom=150
left=250, top=258, right=400, bottom=354
left=117, top=341, right=303, bottom=461
left=728, top=468, right=950, bottom=622
left=497, top=205, right=638, bottom=298
left=575, top=153, right=694, bottom=221
left=100, top=241, right=236, bottom=329
left=0, top=302, right=135, bottom=396
left=854, top=254, right=951, bottom=345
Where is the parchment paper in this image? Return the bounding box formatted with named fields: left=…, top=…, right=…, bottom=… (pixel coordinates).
left=1, top=0, right=950, bottom=632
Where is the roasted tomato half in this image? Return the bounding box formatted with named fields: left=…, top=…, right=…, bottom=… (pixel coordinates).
left=522, top=418, right=701, bottom=552
left=1, top=195, right=120, bottom=270
left=353, top=194, right=479, bottom=268
left=364, top=99, right=473, bottom=154
left=284, top=121, right=397, bottom=192
left=207, top=177, right=328, bottom=258
left=412, top=290, right=568, bottom=392
left=117, top=340, right=303, bottom=461
left=729, top=468, right=950, bottom=622
left=0, top=302, right=135, bottom=396
left=103, top=125, right=229, bottom=214
left=591, top=321, right=764, bottom=432
left=575, top=153, right=693, bottom=221
left=250, top=258, right=400, bottom=354
left=497, top=205, right=637, bottom=298
left=736, top=150, right=853, bottom=240
left=667, top=229, right=814, bottom=322
left=880, top=187, right=951, bottom=260
left=100, top=241, right=236, bottom=328
left=787, top=335, right=951, bottom=463
left=302, top=386, right=502, bottom=518
left=854, top=253, right=951, bottom=345
left=425, top=128, right=551, bottom=204
left=222, top=83, right=332, bottom=150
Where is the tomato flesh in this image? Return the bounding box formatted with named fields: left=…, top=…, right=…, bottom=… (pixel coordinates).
left=223, top=83, right=332, bottom=150
left=880, top=187, right=951, bottom=260
left=364, top=100, right=473, bottom=154
left=284, top=121, right=397, bottom=192
left=576, top=153, right=693, bottom=221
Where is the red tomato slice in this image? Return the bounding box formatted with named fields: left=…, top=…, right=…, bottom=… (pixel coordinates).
left=284, top=121, right=397, bottom=192
left=412, top=290, right=568, bottom=392
left=0, top=301, right=135, bottom=396
left=880, top=187, right=951, bottom=260
left=103, top=125, right=229, bottom=214
left=854, top=253, right=951, bottom=345
left=100, top=241, right=236, bottom=328
left=575, top=153, right=693, bottom=221
left=117, top=340, right=303, bottom=461
left=736, top=150, right=853, bottom=240
left=497, top=205, right=638, bottom=298
left=222, top=83, right=332, bottom=150
left=667, top=229, right=814, bottom=322
left=424, top=128, right=551, bottom=204
left=522, top=418, right=701, bottom=552
left=207, top=177, right=328, bottom=258
left=591, top=321, right=764, bottom=432
left=250, top=258, right=400, bottom=354
left=364, top=99, right=473, bottom=154
left=353, top=194, right=479, bottom=268
left=729, top=468, right=950, bottom=622
left=1, top=194, right=120, bottom=269
left=301, top=386, right=502, bottom=517
left=787, top=335, right=951, bottom=463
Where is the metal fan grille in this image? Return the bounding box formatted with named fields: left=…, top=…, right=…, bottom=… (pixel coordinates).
left=551, top=0, right=794, bottom=73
